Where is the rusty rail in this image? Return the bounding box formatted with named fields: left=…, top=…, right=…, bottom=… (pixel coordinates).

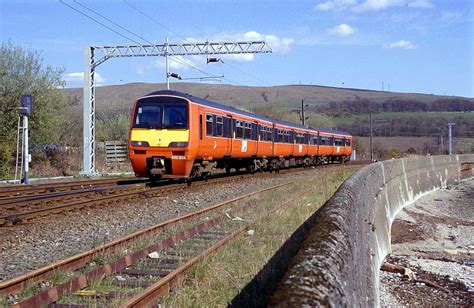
left=0, top=177, right=142, bottom=199
left=9, top=181, right=293, bottom=307
left=121, top=193, right=292, bottom=307
left=0, top=182, right=291, bottom=298
left=0, top=163, right=334, bottom=227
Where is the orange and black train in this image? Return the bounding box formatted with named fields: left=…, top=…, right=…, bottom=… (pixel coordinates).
left=128, top=90, right=353, bottom=179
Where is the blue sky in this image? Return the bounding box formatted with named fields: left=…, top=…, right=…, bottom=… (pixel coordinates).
left=1, top=0, right=473, bottom=97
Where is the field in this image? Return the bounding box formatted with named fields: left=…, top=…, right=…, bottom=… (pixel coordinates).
left=332, top=111, right=474, bottom=125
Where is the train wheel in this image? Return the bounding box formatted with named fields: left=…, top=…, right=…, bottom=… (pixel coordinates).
left=225, top=166, right=232, bottom=175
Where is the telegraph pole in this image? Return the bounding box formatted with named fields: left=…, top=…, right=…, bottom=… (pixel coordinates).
left=301, top=100, right=305, bottom=126
left=369, top=112, right=373, bottom=161
left=448, top=122, right=455, bottom=155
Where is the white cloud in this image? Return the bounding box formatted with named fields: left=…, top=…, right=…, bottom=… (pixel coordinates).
left=328, top=24, right=357, bottom=36
left=135, top=31, right=293, bottom=78
left=315, top=0, right=357, bottom=11
left=185, top=31, right=293, bottom=62
left=315, top=0, right=434, bottom=12
left=408, top=0, right=433, bottom=8
left=353, top=0, right=406, bottom=12
left=385, top=40, right=418, bottom=49
left=63, top=72, right=106, bottom=87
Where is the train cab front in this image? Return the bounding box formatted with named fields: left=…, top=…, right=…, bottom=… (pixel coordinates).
left=128, top=94, right=193, bottom=179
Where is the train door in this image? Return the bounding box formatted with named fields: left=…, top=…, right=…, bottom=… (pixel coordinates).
left=291, top=130, right=296, bottom=156
left=225, top=115, right=233, bottom=155
left=317, top=132, right=321, bottom=156
left=253, top=121, right=258, bottom=155
left=198, top=111, right=204, bottom=154
left=272, top=123, right=276, bottom=157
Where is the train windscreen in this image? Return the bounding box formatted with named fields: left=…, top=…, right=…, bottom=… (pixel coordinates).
left=133, top=96, right=188, bottom=129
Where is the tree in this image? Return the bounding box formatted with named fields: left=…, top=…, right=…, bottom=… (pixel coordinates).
left=96, top=106, right=130, bottom=142
left=0, top=42, right=67, bottom=178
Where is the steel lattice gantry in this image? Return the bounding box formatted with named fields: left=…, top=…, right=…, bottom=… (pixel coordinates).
left=82, top=41, right=272, bottom=176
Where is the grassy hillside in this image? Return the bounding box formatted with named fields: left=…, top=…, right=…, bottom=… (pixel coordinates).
left=62, top=82, right=473, bottom=112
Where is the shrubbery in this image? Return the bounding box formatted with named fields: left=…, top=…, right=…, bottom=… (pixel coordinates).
left=0, top=42, right=67, bottom=179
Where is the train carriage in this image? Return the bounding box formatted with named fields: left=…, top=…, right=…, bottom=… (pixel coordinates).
left=129, top=90, right=352, bottom=179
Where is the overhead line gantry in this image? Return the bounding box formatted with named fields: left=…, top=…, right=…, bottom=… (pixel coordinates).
left=82, top=40, right=272, bottom=176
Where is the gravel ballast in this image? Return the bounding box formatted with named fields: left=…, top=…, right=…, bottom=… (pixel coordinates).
left=0, top=166, right=351, bottom=282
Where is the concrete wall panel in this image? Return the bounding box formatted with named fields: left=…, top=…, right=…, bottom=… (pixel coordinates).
left=270, top=155, right=473, bottom=307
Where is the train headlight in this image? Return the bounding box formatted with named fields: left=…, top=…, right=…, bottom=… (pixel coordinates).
left=131, top=141, right=150, bottom=147
left=168, top=142, right=188, bottom=147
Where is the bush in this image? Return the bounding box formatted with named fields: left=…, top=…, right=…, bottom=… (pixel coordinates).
left=0, top=142, right=14, bottom=179
left=0, top=41, right=67, bottom=179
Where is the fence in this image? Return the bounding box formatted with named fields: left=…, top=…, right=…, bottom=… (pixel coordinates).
left=105, top=141, right=128, bottom=166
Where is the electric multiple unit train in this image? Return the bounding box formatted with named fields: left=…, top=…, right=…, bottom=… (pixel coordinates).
left=128, top=90, right=352, bottom=179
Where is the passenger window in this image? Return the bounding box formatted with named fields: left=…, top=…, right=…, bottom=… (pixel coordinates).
left=216, top=116, right=223, bottom=136
left=244, top=122, right=251, bottom=139
left=206, top=114, right=213, bottom=136
left=236, top=120, right=244, bottom=139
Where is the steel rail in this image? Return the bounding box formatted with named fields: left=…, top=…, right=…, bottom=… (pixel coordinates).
left=0, top=183, right=145, bottom=209
left=0, top=182, right=291, bottom=297
left=1, top=163, right=363, bottom=226
left=0, top=166, right=307, bottom=226
left=11, top=182, right=292, bottom=307
left=0, top=177, right=141, bottom=199
left=122, top=185, right=295, bottom=307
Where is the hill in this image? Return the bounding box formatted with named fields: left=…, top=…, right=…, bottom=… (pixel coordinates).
left=62, top=82, right=473, bottom=112
left=61, top=83, right=474, bottom=154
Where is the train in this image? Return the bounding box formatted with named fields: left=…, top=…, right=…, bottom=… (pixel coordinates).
left=128, top=90, right=352, bottom=179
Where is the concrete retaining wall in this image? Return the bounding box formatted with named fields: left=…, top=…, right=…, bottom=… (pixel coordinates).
left=269, top=154, right=474, bottom=307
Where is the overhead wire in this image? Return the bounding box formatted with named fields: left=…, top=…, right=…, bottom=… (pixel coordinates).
left=223, top=60, right=269, bottom=86
left=61, top=0, right=227, bottom=82
left=59, top=0, right=143, bottom=45
left=169, top=56, right=243, bottom=85
left=73, top=0, right=156, bottom=45
left=122, top=0, right=193, bottom=44
left=61, top=0, right=251, bottom=86
left=121, top=0, right=267, bottom=86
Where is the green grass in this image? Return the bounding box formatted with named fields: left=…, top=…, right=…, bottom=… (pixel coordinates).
left=159, top=166, right=357, bottom=306
left=332, top=111, right=474, bottom=125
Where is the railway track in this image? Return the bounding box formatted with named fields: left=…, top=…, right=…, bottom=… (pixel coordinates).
left=1, top=182, right=292, bottom=307
left=0, top=164, right=350, bottom=227
left=0, top=177, right=145, bottom=200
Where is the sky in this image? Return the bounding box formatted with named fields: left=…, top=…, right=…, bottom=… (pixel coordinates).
left=1, top=0, right=473, bottom=97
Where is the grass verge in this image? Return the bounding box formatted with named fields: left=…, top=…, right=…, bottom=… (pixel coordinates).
left=160, top=166, right=358, bottom=306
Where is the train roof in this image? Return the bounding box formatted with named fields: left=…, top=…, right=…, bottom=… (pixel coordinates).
left=143, top=90, right=351, bottom=137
